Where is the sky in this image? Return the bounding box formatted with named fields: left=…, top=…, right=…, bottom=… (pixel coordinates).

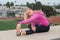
left=0, top=0, right=60, bottom=6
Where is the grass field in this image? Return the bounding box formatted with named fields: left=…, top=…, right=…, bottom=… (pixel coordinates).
left=56, top=14, right=60, bottom=16
left=0, top=20, right=27, bottom=31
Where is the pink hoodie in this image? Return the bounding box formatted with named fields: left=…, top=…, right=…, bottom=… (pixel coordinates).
left=18, top=11, right=49, bottom=28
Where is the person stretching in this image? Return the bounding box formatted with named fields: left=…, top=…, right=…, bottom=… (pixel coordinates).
left=16, top=8, right=50, bottom=36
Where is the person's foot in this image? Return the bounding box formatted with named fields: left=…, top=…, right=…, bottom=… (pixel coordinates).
left=16, top=32, right=21, bottom=36
left=16, top=30, right=23, bottom=36
left=16, top=31, right=26, bottom=36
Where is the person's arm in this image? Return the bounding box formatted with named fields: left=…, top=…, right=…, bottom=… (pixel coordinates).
left=18, top=14, right=39, bottom=24
left=16, top=14, right=39, bottom=33
left=16, top=24, right=21, bottom=33
left=31, top=22, right=35, bottom=28
left=31, top=22, right=36, bottom=32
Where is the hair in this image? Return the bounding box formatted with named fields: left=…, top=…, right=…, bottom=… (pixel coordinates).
left=24, top=8, right=42, bottom=20
left=24, top=8, right=32, bottom=20
left=24, top=2, right=42, bottom=20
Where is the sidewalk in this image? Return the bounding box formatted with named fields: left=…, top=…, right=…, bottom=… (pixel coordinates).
left=0, top=25, right=60, bottom=40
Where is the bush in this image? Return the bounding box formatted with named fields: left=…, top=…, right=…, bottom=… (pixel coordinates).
left=42, top=5, right=57, bottom=17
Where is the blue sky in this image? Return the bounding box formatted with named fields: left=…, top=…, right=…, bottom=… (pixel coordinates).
left=0, top=0, right=60, bottom=5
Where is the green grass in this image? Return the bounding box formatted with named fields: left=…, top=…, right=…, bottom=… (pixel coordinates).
left=57, top=14, right=60, bottom=16
left=0, top=20, right=27, bottom=31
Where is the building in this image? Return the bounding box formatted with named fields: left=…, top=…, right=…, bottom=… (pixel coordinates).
left=0, top=10, right=7, bottom=18
left=55, top=9, right=60, bottom=13
left=0, top=6, right=28, bottom=18
left=53, top=7, right=60, bottom=13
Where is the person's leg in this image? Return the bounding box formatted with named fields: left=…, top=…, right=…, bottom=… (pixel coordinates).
left=16, top=24, right=35, bottom=36
left=25, top=24, right=35, bottom=35
left=16, top=23, right=36, bottom=36
left=28, top=24, right=32, bottom=30
left=16, top=24, right=24, bottom=36
left=35, top=24, right=50, bottom=33
left=26, top=30, right=34, bottom=35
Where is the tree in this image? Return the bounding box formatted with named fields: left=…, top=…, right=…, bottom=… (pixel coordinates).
left=48, top=2, right=50, bottom=5
left=53, top=3, right=56, bottom=7
left=3, top=4, right=6, bottom=6
left=35, top=2, right=42, bottom=10
left=10, top=2, right=14, bottom=6
left=6, top=2, right=10, bottom=8
left=26, top=1, right=57, bottom=17
left=26, top=2, right=30, bottom=7
left=55, top=4, right=60, bottom=9
left=0, top=3, right=2, bottom=6
left=15, top=1, right=17, bottom=3
left=42, top=5, right=57, bottom=17
left=35, top=0, right=37, bottom=3
left=26, top=2, right=35, bottom=10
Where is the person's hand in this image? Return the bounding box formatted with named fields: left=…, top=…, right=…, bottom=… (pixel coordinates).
left=16, top=24, right=21, bottom=33
left=32, top=27, right=36, bottom=32
left=16, top=30, right=26, bottom=36
left=16, top=29, right=21, bottom=33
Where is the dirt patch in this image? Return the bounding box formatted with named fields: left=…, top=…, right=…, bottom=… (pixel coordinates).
left=48, top=16, right=60, bottom=24
left=0, top=17, right=23, bottom=20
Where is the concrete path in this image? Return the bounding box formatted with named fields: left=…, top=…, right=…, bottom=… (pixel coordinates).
left=0, top=25, right=60, bottom=40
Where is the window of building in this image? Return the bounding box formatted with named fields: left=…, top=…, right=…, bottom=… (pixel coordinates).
left=0, top=13, right=2, bottom=16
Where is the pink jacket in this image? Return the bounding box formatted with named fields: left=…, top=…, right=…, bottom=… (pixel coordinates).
left=18, top=11, right=49, bottom=28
